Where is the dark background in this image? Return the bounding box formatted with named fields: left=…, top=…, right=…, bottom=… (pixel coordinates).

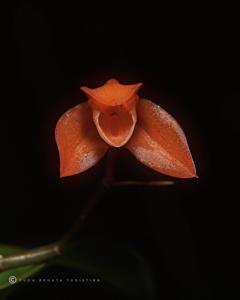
left=2, top=3, right=238, bottom=299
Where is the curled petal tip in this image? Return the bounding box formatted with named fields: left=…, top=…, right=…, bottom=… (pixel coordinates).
left=80, top=86, right=91, bottom=96
left=59, top=169, right=78, bottom=178
left=183, top=171, right=198, bottom=179
left=181, top=164, right=198, bottom=179
left=106, top=78, right=119, bottom=84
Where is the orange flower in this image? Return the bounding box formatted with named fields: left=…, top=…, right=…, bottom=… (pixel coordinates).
left=55, top=79, right=197, bottom=178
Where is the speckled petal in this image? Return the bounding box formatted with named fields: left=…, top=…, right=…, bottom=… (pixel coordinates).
left=55, top=103, right=109, bottom=177
left=125, top=99, right=197, bottom=178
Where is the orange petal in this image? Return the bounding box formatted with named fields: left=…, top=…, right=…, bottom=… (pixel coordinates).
left=80, top=79, right=142, bottom=110
left=55, top=103, right=109, bottom=177
left=92, top=105, right=137, bottom=147
left=125, top=99, right=197, bottom=178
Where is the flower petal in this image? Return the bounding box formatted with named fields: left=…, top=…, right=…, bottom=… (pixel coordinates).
left=81, top=79, right=142, bottom=108
left=55, top=103, right=109, bottom=177
left=125, top=99, right=197, bottom=178
left=92, top=105, right=137, bottom=147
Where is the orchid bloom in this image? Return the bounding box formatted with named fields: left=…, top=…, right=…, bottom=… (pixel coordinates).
left=55, top=79, right=197, bottom=178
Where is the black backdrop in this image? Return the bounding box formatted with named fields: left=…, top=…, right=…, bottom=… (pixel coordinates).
left=2, top=3, right=238, bottom=300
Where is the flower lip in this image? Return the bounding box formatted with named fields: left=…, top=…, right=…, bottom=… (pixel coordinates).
left=80, top=79, right=142, bottom=109
left=80, top=79, right=141, bottom=147
left=92, top=104, right=137, bottom=147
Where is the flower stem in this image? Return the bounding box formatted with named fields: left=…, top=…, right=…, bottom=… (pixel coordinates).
left=113, top=180, right=174, bottom=187
left=0, top=149, right=174, bottom=272
left=0, top=243, right=60, bottom=271
left=0, top=149, right=117, bottom=272
left=58, top=149, right=117, bottom=246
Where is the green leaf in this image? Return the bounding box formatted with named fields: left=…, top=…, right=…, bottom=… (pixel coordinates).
left=53, top=238, right=156, bottom=300
left=0, top=244, right=45, bottom=290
